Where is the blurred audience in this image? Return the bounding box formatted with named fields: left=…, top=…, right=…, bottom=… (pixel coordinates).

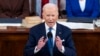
left=59, top=0, right=67, bottom=18
left=66, top=0, right=99, bottom=18
left=0, top=0, right=33, bottom=19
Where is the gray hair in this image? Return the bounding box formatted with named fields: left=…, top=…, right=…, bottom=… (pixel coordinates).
left=42, top=3, right=58, bottom=11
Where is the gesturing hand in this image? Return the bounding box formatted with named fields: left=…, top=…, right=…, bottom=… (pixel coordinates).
left=55, top=36, right=63, bottom=51
left=37, top=36, right=48, bottom=50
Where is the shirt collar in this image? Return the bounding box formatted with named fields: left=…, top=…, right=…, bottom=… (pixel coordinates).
left=45, top=23, right=57, bottom=31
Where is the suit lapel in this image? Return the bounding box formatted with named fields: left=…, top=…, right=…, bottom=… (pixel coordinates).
left=75, top=0, right=82, bottom=12
left=53, top=23, right=63, bottom=52
left=39, top=23, right=50, bottom=54
left=75, top=0, right=87, bottom=12
left=56, top=23, right=62, bottom=38
left=41, top=23, right=64, bottom=54
left=40, top=23, right=46, bottom=38
left=84, top=0, right=90, bottom=12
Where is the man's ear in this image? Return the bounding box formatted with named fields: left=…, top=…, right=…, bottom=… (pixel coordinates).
left=42, top=12, right=44, bottom=19
left=42, top=12, right=44, bottom=16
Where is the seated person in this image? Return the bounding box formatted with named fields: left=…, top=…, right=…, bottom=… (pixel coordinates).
left=24, top=3, right=76, bottom=56
left=66, top=0, right=99, bottom=19
left=59, top=0, right=67, bottom=18
left=0, top=0, right=34, bottom=19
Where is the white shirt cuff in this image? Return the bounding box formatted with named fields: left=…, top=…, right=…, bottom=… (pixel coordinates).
left=60, top=46, right=65, bottom=53
left=34, top=46, right=41, bottom=54
left=34, top=46, right=65, bottom=54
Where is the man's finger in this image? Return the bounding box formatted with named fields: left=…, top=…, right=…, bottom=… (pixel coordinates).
left=44, top=37, right=48, bottom=42
left=57, top=36, right=61, bottom=40
left=39, top=36, right=44, bottom=41
left=56, top=36, right=60, bottom=41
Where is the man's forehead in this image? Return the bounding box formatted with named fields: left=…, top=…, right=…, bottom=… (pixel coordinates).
left=45, top=8, right=57, bottom=11
left=44, top=9, right=58, bottom=14
left=43, top=3, right=58, bottom=11
left=43, top=7, right=58, bottom=12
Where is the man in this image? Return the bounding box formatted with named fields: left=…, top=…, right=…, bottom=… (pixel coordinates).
left=24, top=3, right=76, bottom=56
left=0, top=0, right=30, bottom=18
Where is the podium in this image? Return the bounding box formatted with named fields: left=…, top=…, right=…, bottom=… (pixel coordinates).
left=0, top=27, right=100, bottom=56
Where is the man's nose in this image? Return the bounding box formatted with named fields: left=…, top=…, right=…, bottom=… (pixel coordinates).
left=49, top=16, right=53, bottom=20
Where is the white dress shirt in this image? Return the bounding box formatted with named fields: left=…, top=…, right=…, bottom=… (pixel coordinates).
left=45, top=23, right=56, bottom=45
left=79, top=0, right=86, bottom=12
left=34, top=23, right=65, bottom=53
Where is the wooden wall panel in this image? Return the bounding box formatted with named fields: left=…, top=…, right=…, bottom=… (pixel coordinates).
left=0, top=27, right=100, bottom=56
left=0, top=33, right=28, bottom=56
left=73, top=33, right=99, bottom=56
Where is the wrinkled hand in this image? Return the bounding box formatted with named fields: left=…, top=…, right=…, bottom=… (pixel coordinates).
left=55, top=36, right=62, bottom=51
left=37, top=36, right=48, bottom=50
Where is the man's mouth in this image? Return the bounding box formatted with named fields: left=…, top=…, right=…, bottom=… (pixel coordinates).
left=48, top=22, right=53, bottom=23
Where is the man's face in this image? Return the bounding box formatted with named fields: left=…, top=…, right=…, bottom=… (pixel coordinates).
left=42, top=8, right=58, bottom=27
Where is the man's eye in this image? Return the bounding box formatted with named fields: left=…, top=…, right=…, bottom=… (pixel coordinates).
left=46, top=15, right=50, bottom=16
left=52, top=15, right=55, bottom=17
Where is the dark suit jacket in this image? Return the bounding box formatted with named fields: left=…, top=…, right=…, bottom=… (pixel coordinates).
left=0, top=0, right=30, bottom=18
left=66, top=0, right=99, bottom=18
left=24, top=22, right=76, bottom=56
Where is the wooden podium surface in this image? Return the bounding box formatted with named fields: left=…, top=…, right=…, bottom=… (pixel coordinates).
left=72, top=28, right=100, bottom=56
left=0, top=27, right=100, bottom=56
left=0, top=27, right=29, bottom=56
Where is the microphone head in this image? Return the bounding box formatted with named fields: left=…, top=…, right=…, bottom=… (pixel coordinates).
left=47, top=32, right=52, bottom=38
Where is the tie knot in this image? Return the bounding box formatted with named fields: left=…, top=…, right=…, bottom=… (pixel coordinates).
left=47, top=27, right=53, bottom=38
left=49, top=27, right=52, bottom=32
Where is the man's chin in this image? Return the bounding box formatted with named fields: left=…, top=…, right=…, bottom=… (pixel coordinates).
left=48, top=23, right=54, bottom=27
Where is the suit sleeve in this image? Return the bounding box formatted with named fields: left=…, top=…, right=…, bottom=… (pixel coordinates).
left=91, top=0, right=99, bottom=18
left=63, top=30, right=76, bottom=56
left=24, top=29, right=36, bottom=56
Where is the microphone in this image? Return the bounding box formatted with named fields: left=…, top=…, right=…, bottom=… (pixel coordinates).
left=47, top=32, right=53, bottom=38
left=44, top=32, right=53, bottom=41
